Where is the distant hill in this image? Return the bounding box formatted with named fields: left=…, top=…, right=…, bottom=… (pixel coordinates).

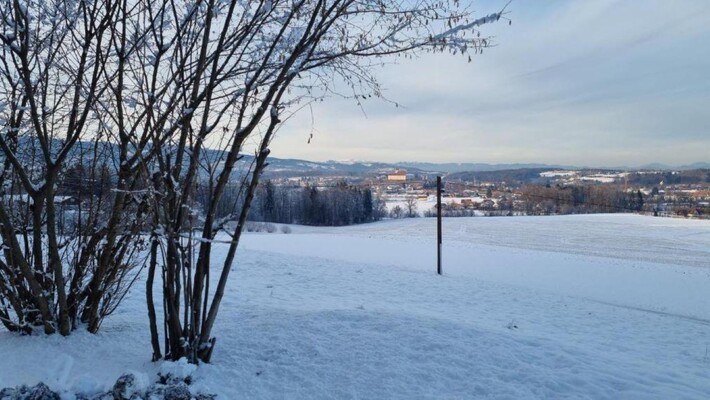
left=262, top=158, right=424, bottom=177
left=633, top=162, right=710, bottom=171
left=399, top=161, right=710, bottom=174
left=446, top=168, right=556, bottom=185
left=1, top=137, right=707, bottom=178
left=625, top=169, right=710, bottom=185
left=395, top=162, right=571, bottom=173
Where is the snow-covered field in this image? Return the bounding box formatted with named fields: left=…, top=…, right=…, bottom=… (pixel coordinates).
left=1, top=214, right=709, bottom=399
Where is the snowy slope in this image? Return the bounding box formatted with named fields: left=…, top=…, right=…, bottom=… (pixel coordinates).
left=1, top=214, right=709, bottom=399
left=240, top=214, right=710, bottom=319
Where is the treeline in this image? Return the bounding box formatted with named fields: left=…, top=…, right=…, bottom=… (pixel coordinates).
left=245, top=181, right=386, bottom=226
left=447, top=168, right=551, bottom=186
left=521, top=185, right=645, bottom=215
left=56, top=164, right=386, bottom=228
left=248, top=181, right=386, bottom=226
left=625, top=170, right=710, bottom=186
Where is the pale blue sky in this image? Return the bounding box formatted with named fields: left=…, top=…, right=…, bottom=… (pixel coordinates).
left=274, top=0, right=710, bottom=167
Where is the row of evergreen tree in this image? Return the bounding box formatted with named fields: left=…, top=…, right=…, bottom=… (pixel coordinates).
left=248, top=181, right=386, bottom=226
left=195, top=179, right=387, bottom=226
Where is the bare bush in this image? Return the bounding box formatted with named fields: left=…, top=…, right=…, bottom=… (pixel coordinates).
left=0, top=1, right=154, bottom=335
left=390, top=205, right=405, bottom=219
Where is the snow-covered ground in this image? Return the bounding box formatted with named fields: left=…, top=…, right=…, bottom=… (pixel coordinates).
left=1, top=214, right=709, bottom=399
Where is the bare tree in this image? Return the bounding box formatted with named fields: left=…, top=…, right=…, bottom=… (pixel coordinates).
left=0, top=0, right=507, bottom=357
left=138, top=0, right=508, bottom=364
left=405, top=197, right=419, bottom=218
left=389, top=204, right=404, bottom=219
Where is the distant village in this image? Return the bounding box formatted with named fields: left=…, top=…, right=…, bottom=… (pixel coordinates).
left=259, top=167, right=710, bottom=220
left=19, top=164, right=708, bottom=233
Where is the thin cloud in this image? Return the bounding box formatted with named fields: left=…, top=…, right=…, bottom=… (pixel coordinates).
left=274, top=1, right=710, bottom=167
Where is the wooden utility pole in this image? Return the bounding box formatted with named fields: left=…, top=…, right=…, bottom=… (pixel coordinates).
left=437, top=176, right=442, bottom=275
